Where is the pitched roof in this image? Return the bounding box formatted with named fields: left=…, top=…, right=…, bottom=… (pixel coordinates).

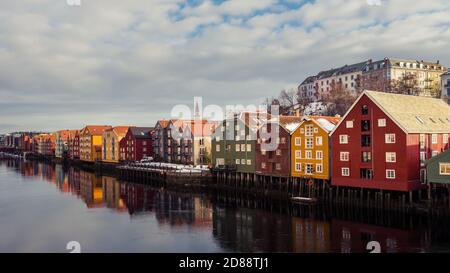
left=107, top=126, right=130, bottom=138
left=57, top=130, right=79, bottom=141
left=277, top=116, right=303, bottom=133
left=83, top=125, right=112, bottom=136
left=156, top=119, right=171, bottom=129
left=426, top=149, right=450, bottom=166
left=305, top=116, right=341, bottom=133
left=187, top=120, right=220, bottom=137
left=332, top=90, right=450, bottom=134
left=129, top=127, right=154, bottom=138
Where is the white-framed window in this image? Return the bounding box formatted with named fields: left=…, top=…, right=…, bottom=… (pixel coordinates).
left=385, top=152, right=396, bottom=163
left=316, top=150, right=323, bottom=160
left=444, top=134, right=449, bottom=144
left=295, top=163, right=302, bottom=172
left=341, top=168, right=350, bottom=177
left=261, top=162, right=266, bottom=169
left=300, top=128, right=304, bottom=134
left=241, top=144, right=246, bottom=151
left=346, top=121, right=354, bottom=128
left=295, top=137, right=301, bottom=146
left=246, top=159, right=251, bottom=165
left=306, top=164, right=313, bottom=174
left=386, top=169, right=396, bottom=179
left=275, top=163, right=281, bottom=170
left=216, top=144, right=220, bottom=152
left=432, top=134, right=438, bottom=144
left=295, top=150, right=301, bottom=159
left=432, top=151, right=439, bottom=157
left=236, top=144, right=240, bottom=152
left=276, top=149, right=281, bottom=156
left=305, top=138, right=314, bottom=148
left=316, top=136, right=323, bottom=146
left=385, top=134, right=396, bottom=144
left=316, top=164, right=323, bottom=173
left=439, top=163, right=450, bottom=175
left=236, top=159, right=240, bottom=165
left=339, top=135, right=348, bottom=144
left=378, top=119, right=386, bottom=127
left=305, top=125, right=314, bottom=136
left=340, top=152, right=349, bottom=161
left=241, top=158, right=245, bottom=164
left=314, top=128, right=318, bottom=133
left=246, top=144, right=251, bottom=152
left=261, top=149, right=266, bottom=155
left=305, top=150, right=313, bottom=159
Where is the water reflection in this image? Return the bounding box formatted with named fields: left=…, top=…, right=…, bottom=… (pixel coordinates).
left=1, top=158, right=450, bottom=253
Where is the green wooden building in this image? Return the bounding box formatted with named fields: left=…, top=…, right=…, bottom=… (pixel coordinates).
left=426, top=149, right=450, bottom=184
left=211, top=112, right=267, bottom=174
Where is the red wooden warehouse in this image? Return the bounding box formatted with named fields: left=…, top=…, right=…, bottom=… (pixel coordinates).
left=119, top=127, right=154, bottom=162
left=330, top=90, right=450, bottom=193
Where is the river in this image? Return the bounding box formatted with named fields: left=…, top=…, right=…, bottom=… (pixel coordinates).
left=0, top=159, right=449, bottom=253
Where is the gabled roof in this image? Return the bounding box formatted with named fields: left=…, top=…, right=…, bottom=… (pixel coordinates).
left=304, top=116, right=341, bottom=133
left=82, top=125, right=112, bottom=136
left=57, top=130, right=79, bottom=141
left=331, top=90, right=450, bottom=135
left=426, top=149, right=450, bottom=166
left=129, top=127, right=154, bottom=138
left=156, top=119, right=171, bottom=129
left=107, top=126, right=130, bottom=138
left=274, top=116, right=303, bottom=134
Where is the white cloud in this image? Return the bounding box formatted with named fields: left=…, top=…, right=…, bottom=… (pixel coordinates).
left=1, top=0, right=450, bottom=132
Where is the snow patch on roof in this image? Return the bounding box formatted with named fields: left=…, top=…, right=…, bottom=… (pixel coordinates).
left=316, top=118, right=336, bottom=132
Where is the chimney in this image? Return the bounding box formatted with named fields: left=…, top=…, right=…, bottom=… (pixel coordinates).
left=437, top=60, right=440, bottom=64
left=295, top=109, right=301, bottom=117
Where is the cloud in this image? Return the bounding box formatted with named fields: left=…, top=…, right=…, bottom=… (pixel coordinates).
left=1, top=0, right=450, bottom=133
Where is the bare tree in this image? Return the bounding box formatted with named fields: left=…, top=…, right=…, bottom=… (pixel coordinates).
left=390, top=73, right=421, bottom=96
left=323, top=82, right=358, bottom=116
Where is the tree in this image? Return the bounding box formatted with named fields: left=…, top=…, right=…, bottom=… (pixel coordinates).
left=323, top=82, right=358, bottom=116
left=390, top=73, right=421, bottom=96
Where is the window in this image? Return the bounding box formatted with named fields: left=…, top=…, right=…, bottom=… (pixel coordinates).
left=305, top=150, right=313, bottom=159
left=346, top=121, right=354, bottom=128
left=386, top=152, right=396, bottom=162
left=236, top=159, right=240, bottom=165
left=314, top=128, right=319, bottom=133
left=339, top=135, right=348, bottom=144
left=295, top=137, right=302, bottom=146
left=305, top=125, right=314, bottom=136
left=281, top=137, right=286, bottom=144
left=261, top=149, right=266, bottom=155
left=216, top=144, right=220, bottom=152
left=378, top=118, right=386, bottom=127
left=362, top=105, right=369, bottom=115
left=444, top=134, right=449, bottom=144
left=275, top=163, right=281, bottom=170
left=420, top=134, right=425, bottom=149
left=386, top=169, right=396, bottom=179
left=316, top=136, right=323, bottom=146
left=342, top=168, right=350, bottom=176
left=361, top=151, right=372, bottom=163
left=306, top=164, right=313, bottom=174
left=340, top=152, right=349, bottom=161
left=420, top=152, right=426, bottom=166
left=361, top=120, right=371, bottom=131
left=261, top=162, right=266, bottom=169
left=360, top=169, right=374, bottom=180
left=295, top=150, right=301, bottom=159
left=246, top=144, right=251, bottom=152
left=236, top=144, right=240, bottom=152
left=432, top=151, right=439, bottom=157
left=316, top=164, right=323, bottom=173
left=276, top=149, right=281, bottom=156
left=305, top=138, right=314, bottom=148
left=316, top=150, right=323, bottom=159
left=247, top=159, right=251, bottom=165
left=295, top=163, right=302, bottom=172
left=439, top=163, right=450, bottom=175
left=241, top=159, right=245, bottom=164
left=432, top=134, right=438, bottom=144
left=385, top=134, right=395, bottom=144
left=241, top=144, right=246, bottom=151
left=361, top=135, right=371, bottom=147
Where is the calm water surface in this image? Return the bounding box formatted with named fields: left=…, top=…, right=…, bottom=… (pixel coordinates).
left=1, top=159, right=450, bottom=253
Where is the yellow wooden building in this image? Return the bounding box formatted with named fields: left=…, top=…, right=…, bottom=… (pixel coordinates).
left=79, top=125, right=112, bottom=162
left=102, top=126, right=130, bottom=164
left=291, top=116, right=340, bottom=181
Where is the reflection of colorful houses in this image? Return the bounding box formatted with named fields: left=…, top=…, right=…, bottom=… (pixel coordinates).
left=102, top=176, right=127, bottom=212
left=331, top=219, right=424, bottom=253
left=79, top=170, right=104, bottom=208
left=291, top=217, right=331, bottom=253
left=68, top=167, right=81, bottom=196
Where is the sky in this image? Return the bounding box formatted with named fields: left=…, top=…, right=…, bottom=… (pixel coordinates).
left=1, top=0, right=450, bottom=133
